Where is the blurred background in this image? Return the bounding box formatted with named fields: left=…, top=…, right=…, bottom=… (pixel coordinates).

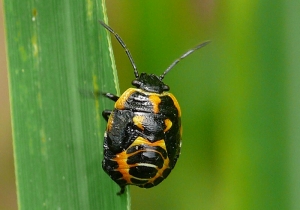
left=1, top=1, right=300, bottom=209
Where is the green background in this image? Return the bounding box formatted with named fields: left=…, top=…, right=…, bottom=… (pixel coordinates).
left=105, top=1, right=298, bottom=210
left=1, top=0, right=300, bottom=209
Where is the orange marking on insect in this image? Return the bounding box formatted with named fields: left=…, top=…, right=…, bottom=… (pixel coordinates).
left=166, top=93, right=181, bottom=117
left=164, top=119, right=172, bottom=132
left=115, top=88, right=136, bottom=110
left=113, top=137, right=170, bottom=184
left=106, top=113, right=114, bottom=131
left=148, top=95, right=161, bottom=113
left=113, top=152, right=133, bottom=184
left=133, top=115, right=145, bottom=130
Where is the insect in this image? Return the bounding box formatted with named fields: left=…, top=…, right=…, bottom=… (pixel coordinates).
left=100, top=21, right=210, bottom=195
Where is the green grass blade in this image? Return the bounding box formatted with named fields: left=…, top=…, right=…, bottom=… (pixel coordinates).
left=4, top=0, right=129, bottom=209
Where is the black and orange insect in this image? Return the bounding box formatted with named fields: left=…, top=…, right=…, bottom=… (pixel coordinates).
left=100, top=21, right=210, bottom=195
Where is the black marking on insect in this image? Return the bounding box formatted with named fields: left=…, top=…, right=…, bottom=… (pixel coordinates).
left=100, top=20, right=210, bottom=195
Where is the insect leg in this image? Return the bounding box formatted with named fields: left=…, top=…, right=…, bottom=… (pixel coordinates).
left=117, top=186, right=126, bottom=195
left=102, top=92, right=119, bottom=102
left=102, top=110, right=112, bottom=122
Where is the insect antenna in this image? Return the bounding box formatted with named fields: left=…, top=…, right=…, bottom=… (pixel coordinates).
left=99, top=21, right=139, bottom=79
left=159, top=40, right=211, bottom=80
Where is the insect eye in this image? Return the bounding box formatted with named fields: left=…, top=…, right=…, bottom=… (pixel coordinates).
left=132, top=80, right=141, bottom=87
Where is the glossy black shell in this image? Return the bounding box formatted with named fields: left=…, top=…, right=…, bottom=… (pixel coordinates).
left=102, top=74, right=182, bottom=194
